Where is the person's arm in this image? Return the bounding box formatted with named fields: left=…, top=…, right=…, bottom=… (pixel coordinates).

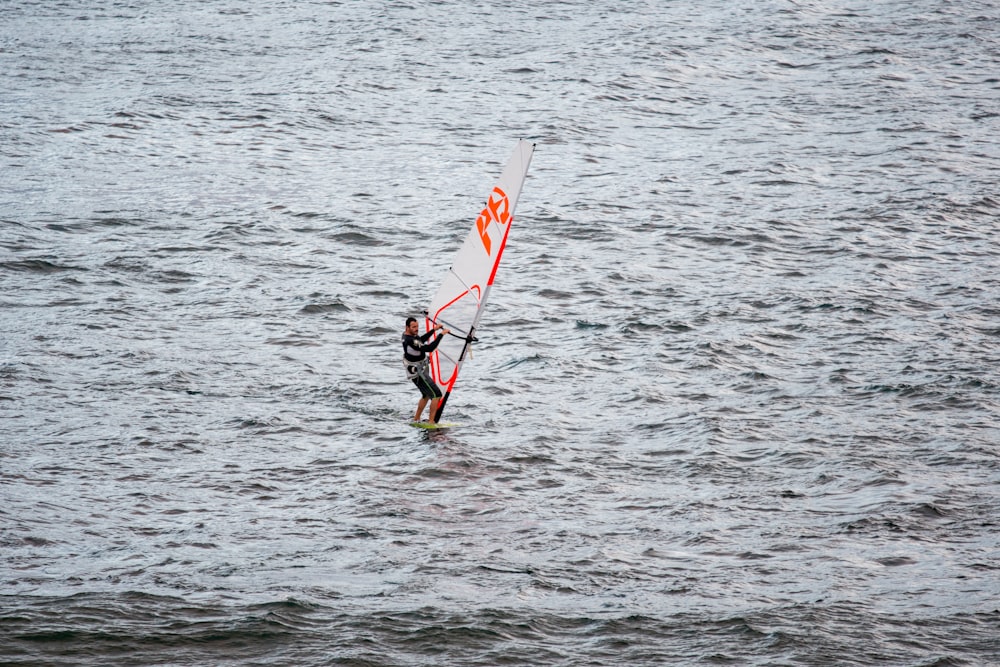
left=419, top=324, right=446, bottom=343
left=418, top=327, right=451, bottom=354
left=422, top=333, right=445, bottom=354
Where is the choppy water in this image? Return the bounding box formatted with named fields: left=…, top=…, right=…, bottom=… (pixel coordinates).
left=2, top=1, right=999, bottom=665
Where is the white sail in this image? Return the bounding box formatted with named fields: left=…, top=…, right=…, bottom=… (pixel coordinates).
left=425, top=140, right=535, bottom=419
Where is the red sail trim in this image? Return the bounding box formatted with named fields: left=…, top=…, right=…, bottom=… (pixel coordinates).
left=486, top=214, right=514, bottom=287
left=426, top=284, right=482, bottom=389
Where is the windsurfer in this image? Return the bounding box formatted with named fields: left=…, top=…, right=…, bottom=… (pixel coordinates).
left=402, top=317, right=450, bottom=423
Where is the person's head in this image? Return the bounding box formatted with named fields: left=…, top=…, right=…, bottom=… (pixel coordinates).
left=405, top=317, right=419, bottom=335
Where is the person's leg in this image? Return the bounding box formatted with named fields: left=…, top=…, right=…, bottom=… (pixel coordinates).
left=414, top=372, right=442, bottom=422
left=414, top=397, right=428, bottom=421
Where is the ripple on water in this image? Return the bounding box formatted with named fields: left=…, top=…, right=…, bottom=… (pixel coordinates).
left=2, top=0, right=1000, bottom=665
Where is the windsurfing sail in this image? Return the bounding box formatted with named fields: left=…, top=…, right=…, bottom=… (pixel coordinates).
left=425, top=139, right=535, bottom=421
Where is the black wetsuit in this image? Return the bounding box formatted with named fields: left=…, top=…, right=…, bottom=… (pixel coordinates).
left=402, top=329, right=444, bottom=399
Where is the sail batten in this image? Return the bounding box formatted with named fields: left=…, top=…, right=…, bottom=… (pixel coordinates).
left=425, top=140, right=535, bottom=421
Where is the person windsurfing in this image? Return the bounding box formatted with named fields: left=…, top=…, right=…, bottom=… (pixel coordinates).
left=402, top=317, right=449, bottom=423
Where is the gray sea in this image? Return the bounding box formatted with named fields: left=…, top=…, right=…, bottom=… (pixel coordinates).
left=2, top=1, right=999, bottom=665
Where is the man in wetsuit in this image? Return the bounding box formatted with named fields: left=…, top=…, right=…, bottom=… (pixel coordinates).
left=402, top=317, right=450, bottom=423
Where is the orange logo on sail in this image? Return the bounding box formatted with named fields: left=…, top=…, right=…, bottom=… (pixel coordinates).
left=475, top=186, right=510, bottom=255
